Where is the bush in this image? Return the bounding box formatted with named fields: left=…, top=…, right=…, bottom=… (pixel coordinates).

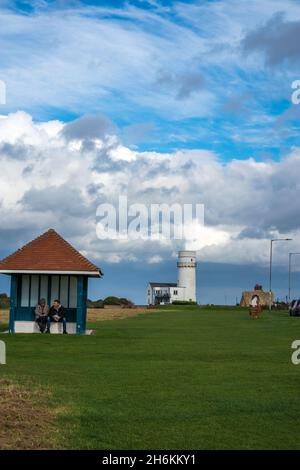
left=103, top=296, right=122, bottom=305
left=0, top=293, right=9, bottom=309
left=119, top=297, right=134, bottom=307
left=87, top=299, right=104, bottom=309
left=172, top=300, right=197, bottom=305
left=103, top=296, right=134, bottom=306
left=261, top=302, right=288, bottom=311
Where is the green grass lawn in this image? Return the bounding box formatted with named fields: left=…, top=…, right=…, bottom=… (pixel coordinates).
left=1, top=305, right=300, bottom=449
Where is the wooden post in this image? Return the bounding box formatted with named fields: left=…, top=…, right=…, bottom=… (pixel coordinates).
left=9, top=275, right=17, bottom=334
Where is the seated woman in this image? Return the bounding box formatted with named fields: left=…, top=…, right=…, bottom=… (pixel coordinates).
left=46, top=299, right=67, bottom=334
left=35, top=298, right=49, bottom=333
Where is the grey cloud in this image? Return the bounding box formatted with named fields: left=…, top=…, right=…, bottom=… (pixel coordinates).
left=181, top=160, right=197, bottom=171
left=92, top=146, right=130, bottom=173
left=156, top=70, right=205, bottom=100
left=176, top=73, right=205, bottom=100
left=196, top=154, right=300, bottom=233
left=86, top=183, right=105, bottom=196
left=259, top=166, right=300, bottom=232
left=21, top=185, right=95, bottom=217
left=22, top=164, right=35, bottom=176
left=242, top=12, right=300, bottom=66
left=274, top=105, right=300, bottom=131
left=0, top=142, right=31, bottom=160
left=0, top=226, right=36, bottom=251
left=61, top=115, right=117, bottom=141
left=236, top=227, right=273, bottom=240
left=221, top=92, right=252, bottom=116
left=121, top=123, right=156, bottom=146
left=137, top=186, right=180, bottom=198
left=143, top=161, right=171, bottom=179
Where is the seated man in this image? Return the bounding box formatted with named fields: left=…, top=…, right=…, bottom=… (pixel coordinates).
left=46, top=299, right=67, bottom=334
left=35, top=298, right=49, bottom=333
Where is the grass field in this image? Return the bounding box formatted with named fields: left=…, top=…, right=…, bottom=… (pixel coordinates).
left=1, top=305, right=300, bottom=449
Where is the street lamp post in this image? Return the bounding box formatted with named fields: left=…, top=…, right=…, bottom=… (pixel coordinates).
left=288, top=252, right=300, bottom=303
left=269, top=238, right=292, bottom=311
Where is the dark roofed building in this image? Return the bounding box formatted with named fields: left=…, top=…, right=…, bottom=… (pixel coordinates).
left=149, top=282, right=177, bottom=288
left=0, top=229, right=103, bottom=334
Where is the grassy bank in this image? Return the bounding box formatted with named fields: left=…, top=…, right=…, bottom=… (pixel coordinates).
left=1, top=305, right=300, bottom=449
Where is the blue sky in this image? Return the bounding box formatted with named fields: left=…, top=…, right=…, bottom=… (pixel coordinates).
left=0, top=0, right=300, bottom=303
left=1, top=0, right=299, bottom=157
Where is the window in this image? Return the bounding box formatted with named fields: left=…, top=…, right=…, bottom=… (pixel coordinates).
left=21, top=275, right=30, bottom=307
left=174, top=290, right=178, bottom=295
left=60, top=276, right=69, bottom=307
left=50, top=276, right=59, bottom=304
left=69, top=277, right=77, bottom=308
left=30, top=275, right=39, bottom=307
left=19, top=275, right=78, bottom=308
left=40, top=275, right=48, bottom=301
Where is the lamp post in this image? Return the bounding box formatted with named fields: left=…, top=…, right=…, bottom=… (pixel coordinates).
left=269, top=238, right=292, bottom=311
left=288, top=252, right=300, bottom=303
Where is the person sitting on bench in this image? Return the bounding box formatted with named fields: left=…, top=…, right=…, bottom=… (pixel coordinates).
left=46, top=299, right=67, bottom=334
left=35, top=298, right=49, bottom=333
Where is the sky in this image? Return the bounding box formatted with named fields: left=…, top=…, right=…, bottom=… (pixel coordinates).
left=0, top=0, right=300, bottom=303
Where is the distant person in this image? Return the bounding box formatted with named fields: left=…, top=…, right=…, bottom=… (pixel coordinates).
left=46, top=299, right=67, bottom=334
left=249, top=294, right=261, bottom=319
left=35, top=298, right=49, bottom=333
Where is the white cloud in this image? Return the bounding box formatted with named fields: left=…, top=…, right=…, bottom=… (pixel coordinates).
left=184, top=222, right=231, bottom=251
left=148, top=255, right=163, bottom=264
left=0, top=111, right=299, bottom=268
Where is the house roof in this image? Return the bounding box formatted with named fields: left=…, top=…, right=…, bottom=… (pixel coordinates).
left=0, top=229, right=103, bottom=277
left=149, top=282, right=178, bottom=288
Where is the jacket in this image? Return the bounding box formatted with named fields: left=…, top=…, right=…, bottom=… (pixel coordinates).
left=48, top=305, right=66, bottom=319
left=35, top=304, right=49, bottom=318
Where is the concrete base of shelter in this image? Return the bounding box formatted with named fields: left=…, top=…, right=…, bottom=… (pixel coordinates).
left=14, top=321, right=77, bottom=334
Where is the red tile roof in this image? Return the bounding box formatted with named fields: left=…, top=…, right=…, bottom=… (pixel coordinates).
left=0, top=229, right=102, bottom=276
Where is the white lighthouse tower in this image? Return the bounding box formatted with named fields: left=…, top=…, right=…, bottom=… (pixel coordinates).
left=146, top=250, right=197, bottom=305
left=177, top=250, right=197, bottom=302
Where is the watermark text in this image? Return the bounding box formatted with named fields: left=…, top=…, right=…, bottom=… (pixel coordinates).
left=0, top=80, right=6, bottom=105
left=291, top=80, right=300, bottom=105
left=291, top=340, right=300, bottom=365
left=0, top=340, right=6, bottom=365
left=96, top=196, right=204, bottom=241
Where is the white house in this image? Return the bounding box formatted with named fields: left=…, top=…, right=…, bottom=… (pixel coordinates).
left=146, top=250, right=197, bottom=305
